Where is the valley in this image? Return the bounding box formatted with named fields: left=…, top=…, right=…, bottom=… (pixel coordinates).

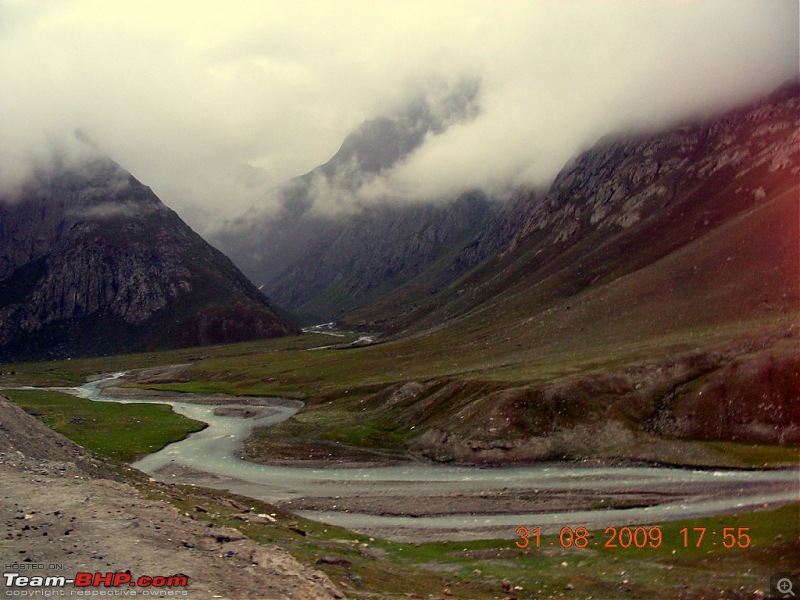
left=2, top=4, right=798, bottom=598
left=0, top=70, right=797, bottom=600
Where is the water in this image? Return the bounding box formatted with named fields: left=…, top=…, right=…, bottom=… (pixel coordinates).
left=67, top=372, right=800, bottom=540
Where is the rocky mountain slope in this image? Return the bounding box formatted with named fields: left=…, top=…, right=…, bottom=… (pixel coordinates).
left=216, top=82, right=798, bottom=336
left=264, top=192, right=495, bottom=322
left=211, top=80, right=493, bottom=323
left=390, top=82, right=800, bottom=336
left=0, top=155, right=300, bottom=361
left=359, top=82, right=800, bottom=461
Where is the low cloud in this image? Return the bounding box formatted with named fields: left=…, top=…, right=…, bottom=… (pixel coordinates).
left=67, top=202, right=141, bottom=220
left=1, top=1, right=797, bottom=229
left=0, top=130, right=114, bottom=202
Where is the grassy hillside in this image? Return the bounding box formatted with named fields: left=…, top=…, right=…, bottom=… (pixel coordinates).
left=6, top=310, right=796, bottom=469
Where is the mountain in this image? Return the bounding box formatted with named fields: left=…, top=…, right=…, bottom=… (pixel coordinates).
left=351, top=82, right=799, bottom=461
left=0, top=154, right=300, bottom=362
left=213, top=79, right=799, bottom=353
left=262, top=192, right=495, bottom=323
left=342, top=86, right=799, bottom=336
left=393, top=82, right=800, bottom=338
left=211, top=80, right=489, bottom=324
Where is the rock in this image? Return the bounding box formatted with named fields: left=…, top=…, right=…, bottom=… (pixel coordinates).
left=213, top=533, right=244, bottom=543
left=316, top=557, right=352, bottom=568
left=346, top=573, right=362, bottom=586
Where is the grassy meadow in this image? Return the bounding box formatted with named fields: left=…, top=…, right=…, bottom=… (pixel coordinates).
left=3, top=313, right=798, bottom=468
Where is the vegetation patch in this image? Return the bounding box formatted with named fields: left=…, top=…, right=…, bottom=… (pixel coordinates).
left=3, top=389, right=206, bottom=462
left=698, top=440, right=799, bottom=467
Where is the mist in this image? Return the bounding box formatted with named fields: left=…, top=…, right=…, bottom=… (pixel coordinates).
left=1, top=0, right=797, bottom=231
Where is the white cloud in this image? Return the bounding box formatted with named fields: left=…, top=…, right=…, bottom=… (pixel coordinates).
left=1, top=0, right=797, bottom=229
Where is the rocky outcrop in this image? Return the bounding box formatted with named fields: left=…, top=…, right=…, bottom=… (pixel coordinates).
left=502, top=83, right=800, bottom=258
left=0, top=156, right=300, bottom=361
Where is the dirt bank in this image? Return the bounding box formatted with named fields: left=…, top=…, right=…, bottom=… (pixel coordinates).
left=0, top=396, right=345, bottom=600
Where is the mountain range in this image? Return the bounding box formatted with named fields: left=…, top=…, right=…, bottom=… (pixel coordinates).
left=213, top=82, right=799, bottom=341
left=1, top=81, right=796, bottom=388
left=211, top=79, right=491, bottom=323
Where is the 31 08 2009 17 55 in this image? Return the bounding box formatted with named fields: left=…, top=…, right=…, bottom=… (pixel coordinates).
left=514, top=525, right=752, bottom=550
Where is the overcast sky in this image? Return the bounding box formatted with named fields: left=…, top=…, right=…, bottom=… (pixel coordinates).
left=1, top=0, right=797, bottom=230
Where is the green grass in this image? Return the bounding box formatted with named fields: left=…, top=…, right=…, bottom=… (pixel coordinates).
left=322, top=423, right=410, bottom=447
left=370, top=503, right=800, bottom=598
left=3, top=315, right=794, bottom=398
left=3, top=389, right=206, bottom=462
left=3, top=316, right=797, bottom=470
left=132, top=315, right=796, bottom=398
left=0, top=332, right=357, bottom=387
left=699, top=440, right=800, bottom=467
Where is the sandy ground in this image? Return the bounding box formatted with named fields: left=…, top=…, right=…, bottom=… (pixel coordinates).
left=278, top=483, right=761, bottom=516
left=0, top=396, right=345, bottom=600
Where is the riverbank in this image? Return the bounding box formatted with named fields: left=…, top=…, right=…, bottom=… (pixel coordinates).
left=4, top=368, right=799, bottom=599
left=72, top=370, right=800, bottom=544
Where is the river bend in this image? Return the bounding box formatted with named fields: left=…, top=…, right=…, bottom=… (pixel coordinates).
left=54, top=372, right=800, bottom=541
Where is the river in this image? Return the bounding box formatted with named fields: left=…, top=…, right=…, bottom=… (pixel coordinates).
left=55, top=372, right=800, bottom=541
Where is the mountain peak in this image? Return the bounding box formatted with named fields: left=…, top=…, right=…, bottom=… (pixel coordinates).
left=0, top=159, right=300, bottom=361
